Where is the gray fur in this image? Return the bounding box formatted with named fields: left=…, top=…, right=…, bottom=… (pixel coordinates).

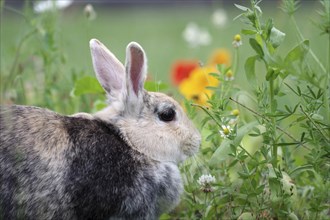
left=0, top=40, right=201, bottom=220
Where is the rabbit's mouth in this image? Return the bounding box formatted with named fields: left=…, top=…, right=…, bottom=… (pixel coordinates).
left=182, top=137, right=201, bottom=157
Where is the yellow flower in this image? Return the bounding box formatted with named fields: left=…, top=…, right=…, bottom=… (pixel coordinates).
left=208, top=49, right=231, bottom=67
left=179, top=66, right=219, bottom=105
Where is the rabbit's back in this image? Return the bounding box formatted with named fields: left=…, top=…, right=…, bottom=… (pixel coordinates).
left=0, top=105, right=182, bottom=219
left=0, top=105, right=73, bottom=219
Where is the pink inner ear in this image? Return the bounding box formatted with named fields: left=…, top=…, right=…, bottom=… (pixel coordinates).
left=130, top=47, right=144, bottom=96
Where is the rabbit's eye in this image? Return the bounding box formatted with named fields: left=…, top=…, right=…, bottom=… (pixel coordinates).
left=158, top=108, right=176, bottom=122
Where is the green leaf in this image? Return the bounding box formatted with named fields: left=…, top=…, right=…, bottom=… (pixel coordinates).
left=237, top=171, right=250, bottom=179
left=244, top=55, right=258, bottom=85
left=284, top=40, right=309, bottom=64
left=267, top=164, right=278, bottom=178
left=254, top=5, right=262, bottom=13
left=246, top=11, right=257, bottom=26
left=289, top=164, right=314, bottom=177
left=255, top=34, right=263, bottom=47
left=159, top=213, right=171, bottom=220
left=266, top=67, right=280, bottom=81
left=275, top=142, right=299, bottom=146
left=209, top=72, right=221, bottom=79
left=249, top=38, right=264, bottom=57
left=270, top=27, right=286, bottom=48
left=230, top=144, right=237, bottom=154
left=264, top=18, right=274, bottom=40
left=209, top=121, right=258, bottom=166
left=297, top=86, right=302, bottom=95
left=144, top=81, right=168, bottom=92
left=228, top=159, right=239, bottom=168
left=72, top=76, right=104, bottom=96
left=241, top=29, right=258, bottom=35
left=288, top=213, right=299, bottom=220
left=311, top=113, right=324, bottom=121
left=93, top=100, right=107, bottom=111
left=234, top=4, right=249, bottom=11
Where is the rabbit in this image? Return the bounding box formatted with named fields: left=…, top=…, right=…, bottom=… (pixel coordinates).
left=0, top=39, right=201, bottom=220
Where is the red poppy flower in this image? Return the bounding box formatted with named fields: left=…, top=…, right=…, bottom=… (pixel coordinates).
left=171, top=60, right=199, bottom=85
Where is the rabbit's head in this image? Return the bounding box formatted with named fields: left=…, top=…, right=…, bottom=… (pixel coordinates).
left=90, top=39, right=201, bottom=163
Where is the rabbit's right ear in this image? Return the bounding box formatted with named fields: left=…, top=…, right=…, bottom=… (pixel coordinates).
left=90, top=39, right=125, bottom=99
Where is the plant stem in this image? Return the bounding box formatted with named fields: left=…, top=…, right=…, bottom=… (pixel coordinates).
left=290, top=16, right=327, bottom=74
left=229, top=97, right=310, bottom=150
left=269, top=78, right=277, bottom=167
left=191, top=103, right=223, bottom=129
left=233, top=47, right=239, bottom=76
left=251, top=0, right=261, bottom=32
left=291, top=13, right=329, bottom=132
left=325, top=39, right=330, bottom=126
left=3, top=28, right=38, bottom=94
left=300, top=105, right=330, bottom=144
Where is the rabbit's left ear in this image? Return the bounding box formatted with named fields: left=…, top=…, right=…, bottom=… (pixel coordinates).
left=125, top=42, right=147, bottom=99
left=89, top=39, right=126, bottom=101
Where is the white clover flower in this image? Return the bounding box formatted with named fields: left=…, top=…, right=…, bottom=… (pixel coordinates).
left=34, top=0, right=73, bottom=13
left=211, top=9, right=228, bottom=28
left=197, top=174, right=216, bottom=193
left=219, top=125, right=233, bottom=138
left=232, top=34, right=243, bottom=48
left=182, top=22, right=212, bottom=48
left=84, top=4, right=96, bottom=20
left=197, top=174, right=216, bottom=186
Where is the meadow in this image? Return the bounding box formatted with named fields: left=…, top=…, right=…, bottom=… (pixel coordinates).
left=1, top=0, right=329, bottom=219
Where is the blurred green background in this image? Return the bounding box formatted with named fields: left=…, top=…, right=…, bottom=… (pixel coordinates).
left=0, top=1, right=327, bottom=113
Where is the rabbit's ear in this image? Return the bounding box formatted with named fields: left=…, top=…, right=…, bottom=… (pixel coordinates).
left=90, top=39, right=125, bottom=98
left=125, top=42, right=147, bottom=99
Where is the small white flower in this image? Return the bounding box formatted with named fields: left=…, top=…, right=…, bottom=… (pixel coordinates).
left=198, top=174, right=216, bottom=186
left=182, top=22, right=212, bottom=48
left=232, top=34, right=243, bottom=48
left=84, top=4, right=96, bottom=20
left=232, top=40, right=243, bottom=48
left=224, top=70, right=234, bottom=81
left=228, top=118, right=238, bottom=126
left=225, top=75, right=235, bottom=81
left=219, top=125, right=232, bottom=138
left=34, top=0, right=73, bottom=13
left=198, top=174, right=216, bottom=193
left=211, top=9, right=228, bottom=28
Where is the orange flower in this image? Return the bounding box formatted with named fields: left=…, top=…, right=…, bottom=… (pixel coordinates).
left=208, top=49, right=231, bottom=67
left=179, top=66, right=219, bottom=105
left=171, top=60, right=199, bottom=85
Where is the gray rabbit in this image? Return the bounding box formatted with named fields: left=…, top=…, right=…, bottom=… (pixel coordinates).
left=0, top=39, right=201, bottom=220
